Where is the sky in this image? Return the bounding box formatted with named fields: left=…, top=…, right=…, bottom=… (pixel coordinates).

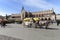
left=0, top=0, right=60, bottom=16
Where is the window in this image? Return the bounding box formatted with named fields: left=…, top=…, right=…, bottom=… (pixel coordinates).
left=12, top=17, right=15, bottom=18
left=36, top=14, right=38, bottom=17
left=12, top=16, right=21, bottom=18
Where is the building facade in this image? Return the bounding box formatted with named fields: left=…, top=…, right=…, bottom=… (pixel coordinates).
left=21, top=7, right=56, bottom=21
left=8, top=7, right=56, bottom=21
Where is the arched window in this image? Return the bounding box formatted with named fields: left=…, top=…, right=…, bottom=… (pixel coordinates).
left=36, top=14, right=38, bottom=17
left=39, top=14, right=41, bottom=17
left=12, top=17, right=15, bottom=18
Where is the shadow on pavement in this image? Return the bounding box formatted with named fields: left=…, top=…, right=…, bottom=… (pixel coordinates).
left=45, top=28, right=59, bottom=30
left=36, top=27, right=59, bottom=30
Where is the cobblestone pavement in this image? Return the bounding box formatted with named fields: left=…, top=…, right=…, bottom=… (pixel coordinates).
left=0, top=23, right=24, bottom=28
left=0, top=23, right=60, bottom=40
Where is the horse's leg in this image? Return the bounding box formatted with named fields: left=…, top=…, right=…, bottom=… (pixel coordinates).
left=39, top=24, right=42, bottom=28
left=45, top=23, right=48, bottom=29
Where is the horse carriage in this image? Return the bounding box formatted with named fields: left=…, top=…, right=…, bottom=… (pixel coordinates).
left=23, top=18, right=32, bottom=28
left=23, top=18, right=51, bottom=29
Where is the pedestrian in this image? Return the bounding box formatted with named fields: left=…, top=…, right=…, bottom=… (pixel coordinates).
left=39, top=20, right=42, bottom=28
left=35, top=21, right=39, bottom=28
left=45, top=20, right=49, bottom=29
left=24, top=21, right=29, bottom=28
left=29, top=19, right=33, bottom=28
left=1, top=18, right=6, bottom=28
left=32, top=18, right=35, bottom=23
left=56, top=20, right=60, bottom=26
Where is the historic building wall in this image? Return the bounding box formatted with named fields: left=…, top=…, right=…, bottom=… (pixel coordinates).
left=8, top=14, right=21, bottom=21
left=56, top=14, right=60, bottom=20
left=7, top=7, right=56, bottom=21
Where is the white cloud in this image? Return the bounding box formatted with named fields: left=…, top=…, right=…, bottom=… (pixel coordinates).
left=22, top=0, right=60, bottom=14
left=0, top=12, right=11, bottom=16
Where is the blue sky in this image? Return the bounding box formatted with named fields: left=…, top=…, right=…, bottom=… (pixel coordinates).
left=0, top=0, right=60, bottom=16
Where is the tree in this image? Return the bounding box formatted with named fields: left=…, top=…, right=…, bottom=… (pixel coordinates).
left=29, top=12, right=33, bottom=17
left=6, top=14, right=8, bottom=20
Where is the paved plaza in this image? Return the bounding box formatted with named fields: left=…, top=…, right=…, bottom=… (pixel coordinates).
left=0, top=23, right=60, bottom=40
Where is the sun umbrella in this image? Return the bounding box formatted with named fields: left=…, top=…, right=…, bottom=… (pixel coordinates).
left=33, top=18, right=39, bottom=21
left=24, top=18, right=30, bottom=21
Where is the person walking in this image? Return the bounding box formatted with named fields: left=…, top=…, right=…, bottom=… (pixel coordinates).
left=1, top=18, right=6, bottom=28
left=45, top=20, right=50, bottom=29
left=35, top=21, right=39, bottom=28
left=39, top=20, right=42, bottom=28
left=56, top=20, right=60, bottom=26
left=29, top=19, right=33, bottom=28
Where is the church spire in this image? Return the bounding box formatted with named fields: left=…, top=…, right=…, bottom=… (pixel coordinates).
left=21, top=6, right=25, bottom=12
left=51, top=8, right=54, bottom=11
